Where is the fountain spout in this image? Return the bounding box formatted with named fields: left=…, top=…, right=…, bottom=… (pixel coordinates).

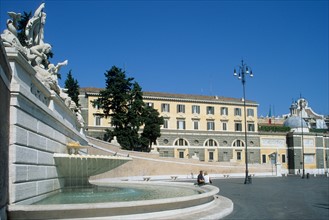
left=66, top=141, right=87, bottom=154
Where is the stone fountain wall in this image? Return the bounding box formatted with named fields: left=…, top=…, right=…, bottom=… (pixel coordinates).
left=5, top=47, right=88, bottom=205
left=0, top=40, right=12, bottom=220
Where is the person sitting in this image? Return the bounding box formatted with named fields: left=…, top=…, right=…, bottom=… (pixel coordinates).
left=204, top=171, right=212, bottom=184
left=197, top=170, right=205, bottom=185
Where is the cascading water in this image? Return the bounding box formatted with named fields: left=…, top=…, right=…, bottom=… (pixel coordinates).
left=53, top=153, right=132, bottom=188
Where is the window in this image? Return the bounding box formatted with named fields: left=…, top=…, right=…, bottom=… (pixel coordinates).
left=192, top=105, right=200, bottom=114
left=95, top=116, right=101, bottom=126
left=235, top=122, right=242, bottom=131
left=282, top=154, right=286, bottom=163
left=207, top=120, right=215, bottom=131
left=221, top=107, right=228, bottom=116
left=161, top=103, right=170, bottom=112
left=304, top=154, right=315, bottom=164
left=177, top=120, right=186, bottom=130
left=177, top=104, right=185, bottom=113
left=222, top=122, right=227, bottom=131
left=233, top=140, right=244, bottom=147
left=207, top=106, right=214, bottom=115
left=179, top=151, right=184, bottom=158
left=248, top=123, right=255, bottom=132
left=175, top=138, right=188, bottom=146
left=209, top=152, right=214, bottom=161
left=146, top=102, right=154, bottom=108
left=163, top=119, right=169, bottom=129
left=237, top=152, right=241, bottom=160
left=234, top=108, right=241, bottom=116
left=193, top=120, right=199, bottom=130
left=262, top=154, right=267, bottom=163
left=205, top=139, right=217, bottom=147
left=247, top=108, right=254, bottom=117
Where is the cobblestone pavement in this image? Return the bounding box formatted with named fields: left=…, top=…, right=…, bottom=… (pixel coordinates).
left=211, top=176, right=329, bottom=220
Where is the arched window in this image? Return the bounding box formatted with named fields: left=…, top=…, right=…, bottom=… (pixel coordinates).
left=174, top=138, right=189, bottom=146
left=233, top=139, right=244, bottom=147
left=205, top=139, right=218, bottom=147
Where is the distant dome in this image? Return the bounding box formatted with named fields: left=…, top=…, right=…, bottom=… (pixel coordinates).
left=283, top=116, right=307, bottom=128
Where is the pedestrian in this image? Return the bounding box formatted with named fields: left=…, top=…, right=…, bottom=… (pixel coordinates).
left=204, top=171, right=212, bottom=184
left=197, top=170, right=205, bottom=185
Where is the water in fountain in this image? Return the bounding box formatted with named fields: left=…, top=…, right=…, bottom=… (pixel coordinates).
left=33, top=184, right=201, bottom=205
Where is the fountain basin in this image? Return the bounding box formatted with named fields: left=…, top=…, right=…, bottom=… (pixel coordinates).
left=7, top=181, right=223, bottom=219
left=54, top=153, right=132, bottom=187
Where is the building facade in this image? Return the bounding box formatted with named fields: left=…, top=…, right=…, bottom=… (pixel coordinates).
left=79, top=88, right=329, bottom=175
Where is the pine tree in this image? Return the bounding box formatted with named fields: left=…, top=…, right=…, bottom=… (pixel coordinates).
left=141, top=106, right=164, bottom=152
left=92, top=66, right=163, bottom=151
left=92, top=66, right=133, bottom=149
left=64, top=70, right=80, bottom=107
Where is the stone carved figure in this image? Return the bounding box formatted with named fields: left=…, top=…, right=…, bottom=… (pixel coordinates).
left=27, top=43, right=52, bottom=67
left=34, top=59, right=67, bottom=95
left=48, top=60, right=68, bottom=88
left=59, top=88, right=73, bottom=107
left=25, top=3, right=46, bottom=46
left=7, top=12, right=21, bottom=36
left=47, top=60, right=68, bottom=75
left=1, top=12, right=26, bottom=54
left=2, top=3, right=82, bottom=129
left=76, top=109, right=85, bottom=134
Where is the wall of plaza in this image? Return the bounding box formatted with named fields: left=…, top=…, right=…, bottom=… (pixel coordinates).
left=80, top=88, right=329, bottom=175
left=5, top=47, right=88, bottom=205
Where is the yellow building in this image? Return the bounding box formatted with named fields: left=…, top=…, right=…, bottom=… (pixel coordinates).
left=79, top=88, right=329, bottom=175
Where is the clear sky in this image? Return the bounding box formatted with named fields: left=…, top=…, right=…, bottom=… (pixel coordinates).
left=1, top=0, right=328, bottom=117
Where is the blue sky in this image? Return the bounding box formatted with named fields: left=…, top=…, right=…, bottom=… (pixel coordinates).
left=1, top=0, right=328, bottom=117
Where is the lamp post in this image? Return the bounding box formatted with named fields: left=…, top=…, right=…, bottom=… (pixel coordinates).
left=299, top=98, right=305, bottom=178
left=233, top=60, right=253, bottom=184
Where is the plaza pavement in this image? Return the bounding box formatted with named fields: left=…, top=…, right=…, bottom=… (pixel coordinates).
left=209, top=175, right=329, bottom=220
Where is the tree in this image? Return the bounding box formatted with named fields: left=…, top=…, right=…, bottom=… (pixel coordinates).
left=141, top=106, right=164, bottom=152
left=92, top=66, right=163, bottom=151
left=64, top=70, right=80, bottom=107
left=92, top=66, right=134, bottom=149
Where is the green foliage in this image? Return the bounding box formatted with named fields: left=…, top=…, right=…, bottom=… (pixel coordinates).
left=258, top=125, right=291, bottom=132
left=93, top=66, right=163, bottom=151
left=141, top=106, right=164, bottom=152
left=64, top=70, right=80, bottom=107
left=103, top=129, right=113, bottom=142
left=310, top=128, right=329, bottom=133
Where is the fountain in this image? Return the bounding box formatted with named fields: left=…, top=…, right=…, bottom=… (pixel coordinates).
left=2, top=3, right=233, bottom=219
left=53, top=153, right=132, bottom=187
left=54, top=142, right=132, bottom=187
left=8, top=141, right=225, bottom=219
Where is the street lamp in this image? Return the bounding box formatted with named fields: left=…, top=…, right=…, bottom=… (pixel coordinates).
left=299, top=98, right=305, bottom=178
left=233, top=60, right=253, bottom=184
